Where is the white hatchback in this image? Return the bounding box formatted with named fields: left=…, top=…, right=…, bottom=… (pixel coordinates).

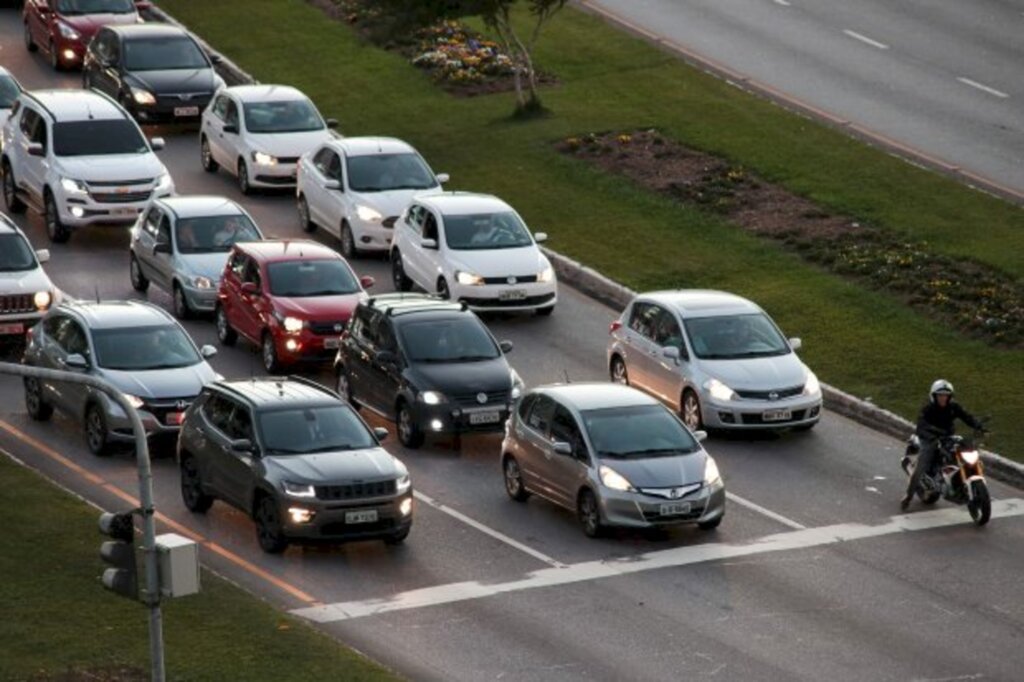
left=390, top=192, right=557, bottom=315
left=199, top=84, right=337, bottom=195
left=296, top=136, right=447, bottom=258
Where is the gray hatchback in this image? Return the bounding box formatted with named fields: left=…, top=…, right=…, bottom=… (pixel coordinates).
left=501, top=383, right=725, bottom=537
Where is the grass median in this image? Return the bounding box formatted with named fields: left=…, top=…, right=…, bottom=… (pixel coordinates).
left=0, top=455, right=397, bottom=681
left=155, top=0, right=1022, bottom=460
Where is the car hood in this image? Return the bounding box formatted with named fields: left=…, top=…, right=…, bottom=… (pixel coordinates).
left=101, top=361, right=217, bottom=400
left=127, top=68, right=216, bottom=95
left=62, top=12, right=138, bottom=37
left=274, top=293, right=365, bottom=321
left=407, top=356, right=512, bottom=396
left=265, top=447, right=401, bottom=484
left=602, top=451, right=707, bottom=488
left=57, top=154, right=166, bottom=183
left=351, top=188, right=440, bottom=220
left=248, top=130, right=334, bottom=158
left=0, top=267, right=53, bottom=293
left=449, top=246, right=547, bottom=279
left=700, top=353, right=808, bottom=390
left=178, top=252, right=230, bottom=282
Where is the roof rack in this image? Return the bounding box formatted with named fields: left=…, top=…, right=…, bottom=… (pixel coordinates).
left=285, top=375, right=340, bottom=399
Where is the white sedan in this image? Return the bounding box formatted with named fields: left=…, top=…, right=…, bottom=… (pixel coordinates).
left=199, top=84, right=337, bottom=194
left=390, top=192, right=557, bottom=315
left=295, top=136, right=447, bottom=258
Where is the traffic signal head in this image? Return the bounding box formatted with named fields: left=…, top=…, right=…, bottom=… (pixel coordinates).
left=98, top=511, right=137, bottom=601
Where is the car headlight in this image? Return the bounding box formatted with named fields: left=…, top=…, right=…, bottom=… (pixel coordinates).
left=283, top=316, right=304, bottom=333
left=33, top=291, right=52, bottom=311
left=154, top=172, right=173, bottom=190
left=355, top=205, right=383, bottom=223
left=599, top=465, right=635, bottom=492
left=57, top=22, right=81, bottom=40
left=282, top=481, right=316, bottom=498
left=803, top=371, right=821, bottom=396
left=704, top=378, right=736, bottom=402
left=192, top=276, right=214, bottom=290
left=252, top=151, right=278, bottom=166
left=395, top=473, right=411, bottom=494
left=131, top=87, right=156, bottom=106
left=59, top=177, right=88, bottom=195
left=455, top=270, right=484, bottom=286
left=510, top=369, right=524, bottom=400
left=703, top=456, right=721, bottom=485
left=537, top=265, right=555, bottom=283
left=122, top=393, right=145, bottom=409
left=419, top=390, right=445, bottom=405
left=960, top=449, right=980, bottom=466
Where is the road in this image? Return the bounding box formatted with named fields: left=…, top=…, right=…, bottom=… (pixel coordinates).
left=3, top=9, right=1024, bottom=681
left=585, top=0, right=1024, bottom=200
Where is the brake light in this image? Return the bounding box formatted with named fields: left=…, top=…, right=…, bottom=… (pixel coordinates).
left=609, top=320, right=622, bottom=334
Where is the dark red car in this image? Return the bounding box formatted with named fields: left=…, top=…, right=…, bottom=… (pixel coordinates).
left=215, top=240, right=374, bottom=373
left=23, top=0, right=148, bottom=71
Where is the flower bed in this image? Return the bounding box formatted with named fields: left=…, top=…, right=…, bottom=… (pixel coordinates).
left=559, top=130, right=1024, bottom=348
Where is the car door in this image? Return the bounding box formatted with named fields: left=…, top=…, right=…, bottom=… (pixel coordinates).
left=368, top=316, right=402, bottom=414
left=343, top=307, right=378, bottom=410
left=215, top=97, right=242, bottom=169
left=17, top=107, right=47, bottom=202
left=200, top=393, right=245, bottom=506
left=89, top=31, right=122, bottom=100
left=648, top=306, right=689, bottom=407
left=26, top=0, right=46, bottom=47
left=219, top=250, right=246, bottom=332
left=322, top=150, right=347, bottom=236
left=398, top=204, right=428, bottom=288
left=621, top=301, right=661, bottom=393
left=220, top=400, right=259, bottom=507
left=34, top=315, right=69, bottom=410
left=516, top=394, right=559, bottom=502
left=133, top=206, right=159, bottom=281
left=54, top=317, right=94, bottom=418
left=151, top=211, right=175, bottom=291
left=301, top=146, right=330, bottom=228
left=421, top=209, right=446, bottom=294
left=203, top=93, right=229, bottom=165
left=233, top=257, right=266, bottom=343
left=545, top=403, right=588, bottom=507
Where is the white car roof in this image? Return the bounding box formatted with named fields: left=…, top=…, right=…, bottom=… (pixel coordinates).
left=639, top=290, right=763, bottom=319
left=418, top=192, right=512, bottom=216
left=225, top=84, right=311, bottom=103
left=330, top=136, right=418, bottom=157
left=26, top=90, right=126, bottom=122
left=155, top=195, right=250, bottom=220
left=535, top=383, right=663, bottom=412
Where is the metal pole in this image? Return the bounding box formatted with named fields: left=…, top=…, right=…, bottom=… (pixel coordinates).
left=0, top=362, right=165, bottom=681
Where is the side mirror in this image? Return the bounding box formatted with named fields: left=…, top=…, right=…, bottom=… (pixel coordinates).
left=149, top=137, right=165, bottom=151
left=325, top=118, right=339, bottom=129
left=229, top=438, right=255, bottom=454
left=240, top=282, right=260, bottom=296
left=789, top=337, right=802, bottom=351
left=359, top=275, right=375, bottom=289
left=499, top=340, right=514, bottom=354
left=209, top=53, right=223, bottom=65
left=65, top=353, right=89, bottom=370
left=324, top=179, right=342, bottom=191
left=533, top=232, right=548, bottom=243
left=376, top=349, right=397, bottom=366
left=552, top=441, right=573, bottom=456
left=373, top=427, right=388, bottom=442
left=436, top=172, right=450, bottom=184
left=420, top=238, right=438, bottom=250
left=662, top=346, right=680, bottom=361
left=35, top=249, right=51, bottom=264
left=153, top=241, right=171, bottom=254
left=27, top=143, right=45, bottom=157
left=693, top=430, right=708, bottom=443
left=135, top=0, right=153, bottom=10
left=223, top=123, right=238, bottom=135
left=200, top=344, right=217, bottom=359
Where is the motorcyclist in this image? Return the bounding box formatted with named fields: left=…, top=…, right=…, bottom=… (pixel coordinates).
left=901, top=379, right=985, bottom=510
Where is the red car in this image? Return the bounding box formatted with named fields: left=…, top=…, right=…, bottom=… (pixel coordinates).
left=23, top=0, right=149, bottom=71
left=215, top=240, right=374, bottom=373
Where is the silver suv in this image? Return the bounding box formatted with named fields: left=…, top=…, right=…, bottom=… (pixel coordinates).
left=1, top=212, right=58, bottom=345
left=22, top=300, right=218, bottom=455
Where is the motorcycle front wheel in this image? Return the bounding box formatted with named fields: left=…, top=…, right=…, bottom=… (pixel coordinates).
left=968, top=481, right=991, bottom=526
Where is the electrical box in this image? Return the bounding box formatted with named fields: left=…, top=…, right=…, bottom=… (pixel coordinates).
left=155, top=533, right=200, bottom=598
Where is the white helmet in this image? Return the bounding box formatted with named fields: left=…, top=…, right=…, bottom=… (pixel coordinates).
left=929, top=379, right=954, bottom=403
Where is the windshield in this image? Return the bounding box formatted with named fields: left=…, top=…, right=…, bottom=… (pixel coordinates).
left=399, top=317, right=499, bottom=363
left=582, top=405, right=700, bottom=459
left=243, top=99, right=323, bottom=134
left=57, top=0, right=135, bottom=14
left=175, top=215, right=260, bottom=254
left=259, top=406, right=376, bottom=455
left=0, top=234, right=37, bottom=272
left=443, top=212, right=533, bottom=251
left=93, top=324, right=201, bottom=371
left=53, top=120, right=149, bottom=157
left=124, top=37, right=209, bottom=71
left=0, top=76, right=20, bottom=109
left=345, top=153, right=437, bottom=192
left=267, top=260, right=360, bottom=297
left=683, top=313, right=790, bottom=360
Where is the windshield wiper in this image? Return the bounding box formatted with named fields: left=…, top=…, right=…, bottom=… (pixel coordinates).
left=266, top=447, right=308, bottom=455
left=449, top=354, right=496, bottom=362
left=596, top=449, right=628, bottom=458
left=621, top=447, right=695, bottom=457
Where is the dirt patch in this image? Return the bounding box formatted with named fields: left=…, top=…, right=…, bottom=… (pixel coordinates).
left=558, top=130, right=1024, bottom=348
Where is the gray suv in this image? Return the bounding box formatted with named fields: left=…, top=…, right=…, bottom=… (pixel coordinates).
left=177, top=377, right=413, bottom=553
left=22, top=300, right=218, bottom=455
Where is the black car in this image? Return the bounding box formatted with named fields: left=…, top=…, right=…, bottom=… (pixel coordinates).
left=82, top=24, right=222, bottom=124
left=334, top=294, right=523, bottom=448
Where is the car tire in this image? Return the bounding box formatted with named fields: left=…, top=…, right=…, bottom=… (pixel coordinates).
left=49, top=41, right=60, bottom=71
left=261, top=332, right=281, bottom=374
left=215, top=305, right=237, bottom=346
left=436, top=277, right=450, bottom=300
left=610, top=356, right=628, bottom=385
left=698, top=516, right=722, bottom=531
left=24, top=377, right=53, bottom=421
left=237, top=159, right=252, bottom=195
left=180, top=455, right=214, bottom=513
left=255, top=495, right=289, bottom=554
left=44, top=190, right=71, bottom=244
left=339, top=221, right=358, bottom=259
left=396, top=400, right=424, bottom=449
left=335, top=366, right=358, bottom=408
left=24, top=22, right=36, bottom=52
left=384, top=527, right=410, bottom=546
left=200, top=136, right=219, bottom=173
left=172, top=283, right=192, bottom=320
left=577, top=489, right=605, bottom=538
left=129, top=253, right=150, bottom=292
left=503, top=455, right=530, bottom=502
left=297, top=194, right=315, bottom=233
left=2, top=161, right=26, bottom=214
left=85, top=403, right=111, bottom=457
left=535, top=305, right=555, bottom=317
left=391, top=250, right=412, bottom=292
left=681, top=389, right=703, bottom=431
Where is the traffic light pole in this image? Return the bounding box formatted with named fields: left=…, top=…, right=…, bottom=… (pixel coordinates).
left=0, top=362, right=165, bottom=682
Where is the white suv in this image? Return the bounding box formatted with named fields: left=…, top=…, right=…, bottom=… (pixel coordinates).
left=296, top=136, right=447, bottom=258
left=0, top=212, right=59, bottom=343
left=1, top=89, right=173, bottom=243
left=390, top=192, right=557, bottom=315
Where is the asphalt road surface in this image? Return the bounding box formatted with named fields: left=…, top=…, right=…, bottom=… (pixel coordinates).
left=2, top=10, right=1024, bottom=681
left=586, top=0, right=1024, bottom=199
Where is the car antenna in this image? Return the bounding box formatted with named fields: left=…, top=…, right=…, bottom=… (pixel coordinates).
left=94, top=284, right=101, bottom=304
left=562, top=369, right=571, bottom=384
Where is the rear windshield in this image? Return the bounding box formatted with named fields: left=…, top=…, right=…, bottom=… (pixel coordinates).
left=124, top=36, right=208, bottom=71
left=57, top=0, right=135, bottom=14
left=0, top=75, right=20, bottom=109
left=176, top=215, right=261, bottom=254
left=259, top=406, right=376, bottom=455
left=0, top=233, right=37, bottom=272
left=266, top=260, right=360, bottom=297
left=53, top=120, right=149, bottom=157
left=243, top=100, right=323, bottom=134
left=398, top=317, right=499, bottom=363
left=92, top=324, right=201, bottom=371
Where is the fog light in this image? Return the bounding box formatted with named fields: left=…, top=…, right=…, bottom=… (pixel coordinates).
left=399, top=497, right=413, bottom=517
left=62, top=48, right=76, bottom=61
left=430, top=419, right=443, bottom=431
left=718, top=412, right=735, bottom=424
left=285, top=339, right=299, bottom=352
left=70, top=206, right=85, bottom=218
left=288, top=507, right=314, bottom=524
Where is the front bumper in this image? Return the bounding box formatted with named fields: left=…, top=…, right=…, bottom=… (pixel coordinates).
left=58, top=184, right=174, bottom=227
left=452, top=281, right=557, bottom=312
left=180, top=282, right=219, bottom=312
left=412, top=400, right=513, bottom=435
left=130, top=95, right=214, bottom=124
left=250, top=161, right=298, bottom=188
left=702, top=392, right=823, bottom=430
left=53, top=38, right=86, bottom=69
left=281, top=492, right=413, bottom=542
left=0, top=311, right=45, bottom=338
left=349, top=217, right=394, bottom=252
left=273, top=328, right=343, bottom=364
left=104, top=396, right=196, bottom=441
left=599, top=478, right=726, bottom=529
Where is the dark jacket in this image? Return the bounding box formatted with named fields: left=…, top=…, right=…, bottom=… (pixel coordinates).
left=915, top=400, right=983, bottom=439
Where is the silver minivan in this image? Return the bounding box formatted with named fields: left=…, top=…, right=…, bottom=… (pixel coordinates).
left=129, top=196, right=263, bottom=319
left=607, top=290, right=822, bottom=432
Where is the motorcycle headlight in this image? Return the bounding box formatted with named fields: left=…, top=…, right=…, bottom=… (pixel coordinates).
left=703, top=456, right=721, bottom=485
left=455, top=270, right=484, bottom=286
left=131, top=88, right=156, bottom=106
left=192, top=276, right=214, bottom=290
left=960, top=449, right=980, bottom=466
left=282, top=481, right=316, bottom=498
left=395, top=473, right=412, bottom=494
left=355, top=205, right=383, bottom=223
left=537, top=265, right=555, bottom=283
left=599, top=465, right=635, bottom=492
left=60, top=177, right=88, bottom=195
left=33, top=291, right=52, bottom=311
left=803, top=371, right=821, bottom=396
left=704, top=378, right=736, bottom=402
left=122, top=393, right=145, bottom=409
left=419, top=390, right=446, bottom=405
left=252, top=151, right=278, bottom=166
left=57, top=22, right=81, bottom=40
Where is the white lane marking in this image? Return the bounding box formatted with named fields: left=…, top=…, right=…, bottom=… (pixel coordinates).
left=726, top=491, right=806, bottom=530
left=413, top=490, right=568, bottom=569
left=843, top=29, right=890, bottom=50
left=957, top=77, right=1009, bottom=99
left=292, top=498, right=1024, bottom=623
left=772, top=0, right=791, bottom=6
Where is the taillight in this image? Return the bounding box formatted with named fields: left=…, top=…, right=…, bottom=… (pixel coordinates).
left=609, top=320, right=622, bottom=334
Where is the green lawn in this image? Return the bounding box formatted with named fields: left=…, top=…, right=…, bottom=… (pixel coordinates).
left=0, top=455, right=397, bottom=681
left=155, top=0, right=1022, bottom=460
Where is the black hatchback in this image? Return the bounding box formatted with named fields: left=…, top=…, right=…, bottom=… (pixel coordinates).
left=334, top=294, right=523, bottom=448
left=82, top=24, right=222, bottom=124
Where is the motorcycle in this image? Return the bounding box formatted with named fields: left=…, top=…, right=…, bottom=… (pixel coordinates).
left=900, top=423, right=991, bottom=526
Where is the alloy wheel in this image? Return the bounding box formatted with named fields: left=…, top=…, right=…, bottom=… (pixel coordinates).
left=578, top=490, right=602, bottom=538
left=504, top=457, right=529, bottom=501
left=682, top=391, right=702, bottom=430
left=129, top=254, right=148, bottom=292
left=611, top=358, right=628, bottom=385
left=298, top=196, right=314, bottom=232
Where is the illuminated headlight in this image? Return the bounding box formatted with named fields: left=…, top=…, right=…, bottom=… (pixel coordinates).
left=803, top=371, right=821, bottom=396
left=57, top=22, right=81, bottom=40
left=33, top=291, right=52, bottom=311
left=355, top=205, right=383, bottom=223
left=192, top=276, right=214, bottom=290
left=122, top=393, right=145, bottom=409
left=395, top=473, right=411, bottom=494
left=704, top=378, right=736, bottom=402
left=703, top=456, right=721, bottom=485
left=59, top=177, right=88, bottom=195
left=419, top=390, right=445, bottom=405
left=283, top=316, right=304, bottom=333
left=399, top=497, right=413, bottom=516
left=282, top=481, right=316, bottom=498
left=510, top=370, right=524, bottom=400
left=252, top=151, right=278, bottom=166
left=154, top=173, right=173, bottom=191
left=131, top=88, right=156, bottom=106
left=287, top=507, right=315, bottom=524
left=455, top=270, right=484, bottom=286
left=537, top=265, right=555, bottom=283
left=960, top=449, right=980, bottom=466
left=599, top=465, right=635, bottom=492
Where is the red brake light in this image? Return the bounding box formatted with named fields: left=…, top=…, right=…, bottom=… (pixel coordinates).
left=609, top=320, right=622, bottom=334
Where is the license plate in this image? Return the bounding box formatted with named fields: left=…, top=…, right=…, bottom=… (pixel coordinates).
left=112, top=207, right=138, bottom=217
left=498, top=289, right=527, bottom=301
left=469, top=411, right=501, bottom=425
left=345, top=509, right=378, bottom=524
left=174, top=106, right=199, bottom=117
left=659, top=502, right=691, bottom=516
left=0, top=322, right=25, bottom=335
left=165, top=412, right=185, bottom=426
left=323, top=338, right=340, bottom=350
left=762, top=409, right=792, bottom=422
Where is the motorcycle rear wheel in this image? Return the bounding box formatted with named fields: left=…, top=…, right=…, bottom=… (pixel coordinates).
left=968, top=481, right=991, bottom=526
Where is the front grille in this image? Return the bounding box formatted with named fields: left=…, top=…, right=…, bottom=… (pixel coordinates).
left=481, top=274, right=538, bottom=285
left=316, top=479, right=397, bottom=501
left=276, top=156, right=300, bottom=165
left=90, top=190, right=151, bottom=204
left=450, top=389, right=511, bottom=407
left=142, top=396, right=196, bottom=425
left=254, top=175, right=296, bottom=185
left=741, top=409, right=807, bottom=425
left=86, top=178, right=154, bottom=187
left=0, top=295, right=35, bottom=314
left=460, top=293, right=555, bottom=308
left=309, top=320, right=348, bottom=336
left=157, top=92, right=212, bottom=104
left=734, top=385, right=805, bottom=401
